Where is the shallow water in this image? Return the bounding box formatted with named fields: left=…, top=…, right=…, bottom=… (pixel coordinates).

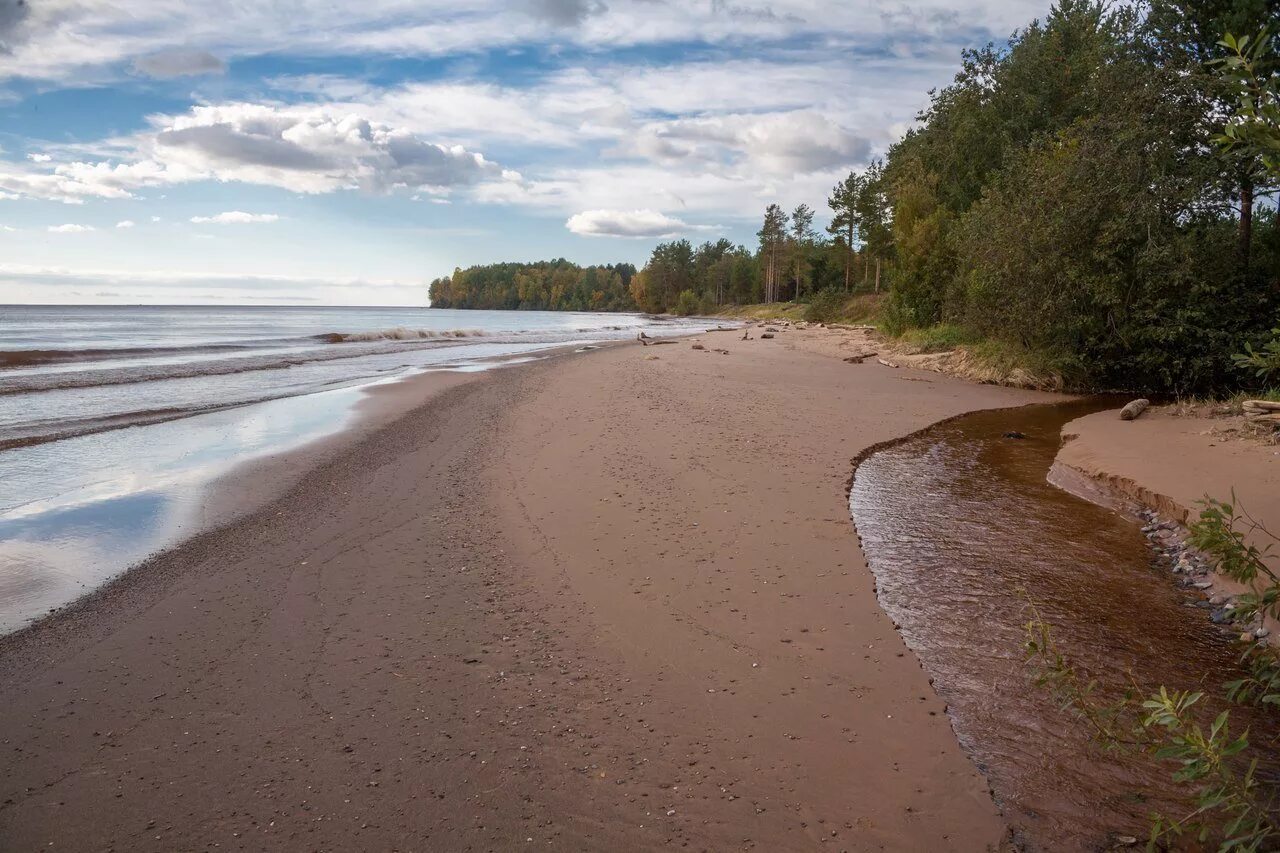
left=851, top=399, right=1272, bottom=850
left=0, top=305, right=720, bottom=633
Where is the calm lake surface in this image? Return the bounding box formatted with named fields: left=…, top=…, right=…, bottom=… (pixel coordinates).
left=0, top=304, right=712, bottom=632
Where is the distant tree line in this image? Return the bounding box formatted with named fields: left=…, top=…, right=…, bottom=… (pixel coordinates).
left=428, top=260, right=637, bottom=311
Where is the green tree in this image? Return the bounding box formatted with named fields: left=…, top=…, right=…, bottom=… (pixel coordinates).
left=757, top=204, right=789, bottom=303
left=827, top=172, right=863, bottom=291
left=788, top=203, right=816, bottom=301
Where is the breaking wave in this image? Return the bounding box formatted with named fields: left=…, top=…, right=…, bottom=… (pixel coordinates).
left=318, top=327, right=489, bottom=343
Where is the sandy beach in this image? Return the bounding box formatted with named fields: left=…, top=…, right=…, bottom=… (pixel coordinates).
left=0, top=328, right=1056, bottom=850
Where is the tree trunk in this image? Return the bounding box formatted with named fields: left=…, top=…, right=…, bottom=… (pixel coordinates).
left=1239, top=175, right=1253, bottom=276
left=874, top=258, right=881, bottom=293
left=864, top=257, right=870, bottom=286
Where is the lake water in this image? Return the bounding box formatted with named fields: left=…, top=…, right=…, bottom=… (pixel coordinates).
left=0, top=305, right=712, bottom=632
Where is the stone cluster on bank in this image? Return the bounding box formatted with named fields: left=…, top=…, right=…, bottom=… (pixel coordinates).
left=1138, top=508, right=1271, bottom=645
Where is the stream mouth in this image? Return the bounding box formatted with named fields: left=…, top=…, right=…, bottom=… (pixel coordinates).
left=850, top=398, right=1275, bottom=850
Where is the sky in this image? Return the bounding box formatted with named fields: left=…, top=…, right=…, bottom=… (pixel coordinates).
left=0, top=0, right=1051, bottom=306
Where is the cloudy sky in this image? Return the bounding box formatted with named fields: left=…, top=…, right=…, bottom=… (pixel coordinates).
left=0, top=0, right=1049, bottom=305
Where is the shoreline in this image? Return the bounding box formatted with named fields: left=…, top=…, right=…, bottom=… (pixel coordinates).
left=1, top=327, right=1056, bottom=849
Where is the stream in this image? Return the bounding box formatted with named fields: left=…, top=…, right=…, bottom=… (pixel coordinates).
left=850, top=398, right=1274, bottom=850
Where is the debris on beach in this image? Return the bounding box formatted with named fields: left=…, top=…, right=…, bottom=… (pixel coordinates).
left=1242, top=399, right=1280, bottom=429
left=1119, top=399, right=1150, bottom=421
left=761, top=333, right=775, bottom=339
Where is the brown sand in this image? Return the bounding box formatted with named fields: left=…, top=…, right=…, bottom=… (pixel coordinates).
left=1057, top=407, right=1280, bottom=572
left=0, top=329, right=1053, bottom=850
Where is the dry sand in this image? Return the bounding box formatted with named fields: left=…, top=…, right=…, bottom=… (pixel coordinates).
left=1057, top=407, right=1280, bottom=575
left=0, top=326, right=1054, bottom=850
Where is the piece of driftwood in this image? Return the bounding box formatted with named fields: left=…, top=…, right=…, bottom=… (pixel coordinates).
left=1120, top=399, right=1150, bottom=421
left=761, top=332, right=775, bottom=339
left=876, top=358, right=898, bottom=369
left=1242, top=400, right=1280, bottom=413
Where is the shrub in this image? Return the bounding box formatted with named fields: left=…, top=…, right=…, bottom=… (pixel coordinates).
left=803, top=289, right=847, bottom=323
left=673, top=289, right=700, bottom=316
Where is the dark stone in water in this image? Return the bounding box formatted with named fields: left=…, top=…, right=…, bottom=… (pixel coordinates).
left=1002, top=431, right=1027, bottom=440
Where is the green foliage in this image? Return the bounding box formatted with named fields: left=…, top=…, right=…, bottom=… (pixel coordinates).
left=803, top=289, right=848, bottom=323
left=897, top=323, right=981, bottom=353
left=1216, top=28, right=1280, bottom=178
left=429, top=259, right=637, bottom=312
left=636, top=239, right=760, bottom=313
left=1234, top=328, right=1280, bottom=382
left=673, top=289, right=700, bottom=316
left=877, top=0, right=1280, bottom=393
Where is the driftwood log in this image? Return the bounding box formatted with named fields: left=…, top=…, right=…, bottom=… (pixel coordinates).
left=1120, top=399, right=1150, bottom=421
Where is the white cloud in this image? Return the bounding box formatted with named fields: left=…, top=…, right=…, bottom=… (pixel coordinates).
left=0, top=1, right=1050, bottom=83
left=190, top=211, right=280, bottom=224
left=115, top=220, right=135, bottom=228
left=47, top=223, right=94, bottom=233
left=565, top=209, right=690, bottom=238
left=132, top=48, right=225, bottom=78
left=0, top=102, right=503, bottom=202
left=27, top=152, right=50, bottom=162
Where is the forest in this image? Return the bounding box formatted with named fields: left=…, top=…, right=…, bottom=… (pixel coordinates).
left=427, top=259, right=638, bottom=311
left=431, top=0, right=1280, bottom=393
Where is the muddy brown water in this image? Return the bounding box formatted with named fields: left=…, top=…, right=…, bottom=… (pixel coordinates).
left=850, top=398, right=1276, bottom=851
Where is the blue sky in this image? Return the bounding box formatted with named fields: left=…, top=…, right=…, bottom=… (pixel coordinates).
left=0, top=0, right=1050, bottom=305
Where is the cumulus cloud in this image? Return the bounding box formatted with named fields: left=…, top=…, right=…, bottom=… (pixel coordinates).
left=47, top=223, right=94, bottom=233
left=190, top=211, right=279, bottom=224
left=565, top=208, right=690, bottom=238
left=152, top=104, right=500, bottom=194
left=115, top=220, right=135, bottom=228
left=27, top=152, right=49, bottom=162
left=0, top=102, right=502, bottom=202
left=132, top=48, right=226, bottom=78
left=624, top=110, right=870, bottom=176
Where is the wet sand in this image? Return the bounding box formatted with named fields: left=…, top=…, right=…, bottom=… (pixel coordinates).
left=0, top=328, right=1053, bottom=850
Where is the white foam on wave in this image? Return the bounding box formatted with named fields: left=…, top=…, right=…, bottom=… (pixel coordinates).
left=330, top=327, right=489, bottom=342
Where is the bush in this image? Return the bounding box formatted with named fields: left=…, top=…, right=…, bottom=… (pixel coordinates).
left=898, top=323, right=981, bottom=353
left=673, top=289, right=700, bottom=316
left=803, top=289, right=846, bottom=323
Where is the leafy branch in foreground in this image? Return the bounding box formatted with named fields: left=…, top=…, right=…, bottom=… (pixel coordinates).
left=1025, top=494, right=1280, bottom=850
left=1216, top=30, right=1280, bottom=180
left=1233, top=329, right=1280, bottom=386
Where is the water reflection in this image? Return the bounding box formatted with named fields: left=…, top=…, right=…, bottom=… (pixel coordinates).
left=0, top=356, right=537, bottom=633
